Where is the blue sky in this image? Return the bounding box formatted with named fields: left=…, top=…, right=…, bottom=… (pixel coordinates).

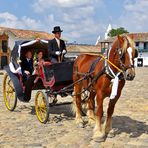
left=0, top=0, right=147, bottom=44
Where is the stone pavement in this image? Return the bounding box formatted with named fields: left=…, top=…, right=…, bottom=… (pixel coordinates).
left=0, top=68, right=148, bottom=148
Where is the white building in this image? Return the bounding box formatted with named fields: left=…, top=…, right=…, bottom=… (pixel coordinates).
left=105, top=24, right=112, bottom=39
left=98, top=32, right=148, bottom=67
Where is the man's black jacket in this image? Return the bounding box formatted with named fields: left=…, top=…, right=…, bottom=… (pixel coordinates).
left=48, top=38, right=67, bottom=61
left=21, top=58, right=33, bottom=75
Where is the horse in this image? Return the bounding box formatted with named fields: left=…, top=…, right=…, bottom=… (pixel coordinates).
left=72, top=34, right=138, bottom=142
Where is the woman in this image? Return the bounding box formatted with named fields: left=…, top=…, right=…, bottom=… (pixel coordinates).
left=33, top=50, right=51, bottom=75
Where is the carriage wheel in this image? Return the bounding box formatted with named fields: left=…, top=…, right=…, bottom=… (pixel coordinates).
left=35, top=91, right=49, bottom=124
left=3, top=73, right=17, bottom=111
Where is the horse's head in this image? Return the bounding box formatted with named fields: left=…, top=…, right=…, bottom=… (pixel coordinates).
left=116, top=35, right=138, bottom=81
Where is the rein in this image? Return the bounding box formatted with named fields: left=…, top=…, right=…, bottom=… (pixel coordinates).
left=84, top=53, right=123, bottom=73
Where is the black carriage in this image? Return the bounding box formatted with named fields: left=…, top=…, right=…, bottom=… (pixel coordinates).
left=3, top=39, right=74, bottom=123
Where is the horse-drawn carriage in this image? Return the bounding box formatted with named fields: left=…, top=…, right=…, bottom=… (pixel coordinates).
left=3, top=39, right=74, bottom=123
left=3, top=35, right=138, bottom=141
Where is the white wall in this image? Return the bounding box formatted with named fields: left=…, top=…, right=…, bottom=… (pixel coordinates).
left=139, top=42, right=144, bottom=50
left=135, top=52, right=148, bottom=67
left=7, top=32, right=31, bottom=50
left=7, top=32, right=17, bottom=50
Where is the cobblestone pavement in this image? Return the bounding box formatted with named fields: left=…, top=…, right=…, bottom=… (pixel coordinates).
left=0, top=68, right=148, bottom=148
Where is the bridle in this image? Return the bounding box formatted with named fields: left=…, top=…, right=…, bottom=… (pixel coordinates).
left=114, top=36, right=135, bottom=72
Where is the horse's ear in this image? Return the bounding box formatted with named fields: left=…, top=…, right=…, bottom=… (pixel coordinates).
left=130, top=34, right=134, bottom=40
left=117, top=34, right=124, bottom=44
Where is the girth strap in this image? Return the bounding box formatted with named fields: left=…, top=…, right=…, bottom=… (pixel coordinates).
left=89, top=56, right=102, bottom=73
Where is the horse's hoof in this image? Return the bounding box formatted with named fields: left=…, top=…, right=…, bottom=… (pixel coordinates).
left=107, top=132, right=115, bottom=138
left=106, top=128, right=116, bottom=138
left=77, top=123, right=84, bottom=128
left=93, top=137, right=105, bottom=143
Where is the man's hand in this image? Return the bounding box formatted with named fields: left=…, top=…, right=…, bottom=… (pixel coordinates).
left=55, top=51, right=61, bottom=55
left=62, top=50, right=66, bottom=54
left=24, top=70, right=30, bottom=75
left=36, top=38, right=40, bottom=41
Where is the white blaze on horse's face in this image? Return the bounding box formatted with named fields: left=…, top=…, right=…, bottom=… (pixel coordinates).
left=127, top=47, right=133, bottom=65
left=126, top=46, right=135, bottom=81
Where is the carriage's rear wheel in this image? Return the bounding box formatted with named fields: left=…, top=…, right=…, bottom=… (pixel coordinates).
left=35, top=91, right=49, bottom=124
left=3, top=73, right=17, bottom=111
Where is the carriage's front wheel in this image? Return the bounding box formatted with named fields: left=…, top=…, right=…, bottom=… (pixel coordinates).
left=3, top=73, right=17, bottom=111
left=35, top=91, right=49, bottom=124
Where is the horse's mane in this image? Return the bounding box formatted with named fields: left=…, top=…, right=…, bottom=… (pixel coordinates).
left=123, top=35, right=135, bottom=53
left=113, top=35, right=135, bottom=54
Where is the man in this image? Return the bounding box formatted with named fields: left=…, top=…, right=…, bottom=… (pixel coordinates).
left=21, top=50, right=33, bottom=81
left=48, top=26, right=67, bottom=63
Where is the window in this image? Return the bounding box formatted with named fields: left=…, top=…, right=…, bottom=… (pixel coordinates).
left=135, top=42, right=139, bottom=47
left=144, top=42, right=148, bottom=50
left=1, top=56, right=8, bottom=69
left=2, top=40, right=8, bottom=53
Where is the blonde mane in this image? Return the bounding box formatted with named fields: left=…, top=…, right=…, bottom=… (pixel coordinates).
left=122, top=35, right=135, bottom=53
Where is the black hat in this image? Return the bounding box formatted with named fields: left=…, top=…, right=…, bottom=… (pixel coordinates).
left=52, top=26, right=63, bottom=34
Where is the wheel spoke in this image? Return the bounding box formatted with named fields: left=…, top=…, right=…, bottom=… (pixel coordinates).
left=38, top=108, right=46, bottom=120
left=35, top=91, right=49, bottom=123
left=3, top=74, right=17, bottom=111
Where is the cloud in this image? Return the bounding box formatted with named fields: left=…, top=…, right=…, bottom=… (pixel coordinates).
left=118, top=0, right=148, bottom=32
left=32, top=0, right=104, bottom=43
left=32, top=0, right=100, bottom=12
left=0, top=12, right=44, bottom=30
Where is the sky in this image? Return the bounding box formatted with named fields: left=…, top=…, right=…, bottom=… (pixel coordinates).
left=0, top=0, right=148, bottom=44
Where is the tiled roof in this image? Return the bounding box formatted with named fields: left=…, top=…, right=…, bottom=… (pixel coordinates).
left=67, top=44, right=101, bottom=52
left=0, top=26, right=54, bottom=39
left=99, top=32, right=148, bottom=43
left=130, top=33, right=148, bottom=42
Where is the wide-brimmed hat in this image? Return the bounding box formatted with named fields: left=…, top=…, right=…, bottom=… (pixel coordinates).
left=52, top=26, right=63, bottom=34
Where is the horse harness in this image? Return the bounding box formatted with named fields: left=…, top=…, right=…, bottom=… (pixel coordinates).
left=75, top=52, right=125, bottom=89
left=58, top=40, right=133, bottom=97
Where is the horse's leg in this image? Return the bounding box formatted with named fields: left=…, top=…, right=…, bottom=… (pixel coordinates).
left=73, top=84, right=84, bottom=127
left=93, top=91, right=105, bottom=141
left=104, top=80, right=125, bottom=137
left=87, top=91, right=96, bottom=125
left=104, top=98, right=118, bottom=137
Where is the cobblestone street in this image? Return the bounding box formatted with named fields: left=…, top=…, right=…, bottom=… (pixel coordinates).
left=0, top=68, right=148, bottom=148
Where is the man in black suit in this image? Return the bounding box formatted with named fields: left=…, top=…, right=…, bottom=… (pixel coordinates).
left=48, top=26, right=67, bottom=63
left=21, top=50, right=33, bottom=81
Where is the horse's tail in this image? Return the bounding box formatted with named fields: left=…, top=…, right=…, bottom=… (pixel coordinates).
left=70, top=99, right=76, bottom=115
left=71, top=101, right=88, bottom=116
left=70, top=91, right=88, bottom=116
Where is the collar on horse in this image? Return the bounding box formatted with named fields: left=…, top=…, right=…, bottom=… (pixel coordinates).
left=85, top=52, right=124, bottom=79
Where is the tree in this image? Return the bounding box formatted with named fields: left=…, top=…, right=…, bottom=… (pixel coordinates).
left=108, top=27, right=129, bottom=37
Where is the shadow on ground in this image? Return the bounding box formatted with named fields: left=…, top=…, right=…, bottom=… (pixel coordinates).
left=112, top=115, right=148, bottom=138
left=30, top=102, right=74, bottom=117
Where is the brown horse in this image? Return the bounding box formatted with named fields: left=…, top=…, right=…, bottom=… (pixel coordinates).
left=73, top=35, right=138, bottom=142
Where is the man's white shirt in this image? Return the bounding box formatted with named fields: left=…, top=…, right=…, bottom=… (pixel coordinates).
left=55, top=38, right=60, bottom=48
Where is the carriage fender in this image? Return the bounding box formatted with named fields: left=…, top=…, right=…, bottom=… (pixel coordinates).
left=4, top=65, right=25, bottom=101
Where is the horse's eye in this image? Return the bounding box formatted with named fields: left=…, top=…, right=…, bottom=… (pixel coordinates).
left=119, top=50, right=122, bottom=56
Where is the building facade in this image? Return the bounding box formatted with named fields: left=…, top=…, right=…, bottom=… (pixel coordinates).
left=0, top=33, right=10, bottom=69
left=66, top=44, right=101, bottom=57
left=98, top=33, right=148, bottom=67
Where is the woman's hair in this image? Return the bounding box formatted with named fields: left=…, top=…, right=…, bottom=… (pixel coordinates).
left=37, top=50, right=43, bottom=55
